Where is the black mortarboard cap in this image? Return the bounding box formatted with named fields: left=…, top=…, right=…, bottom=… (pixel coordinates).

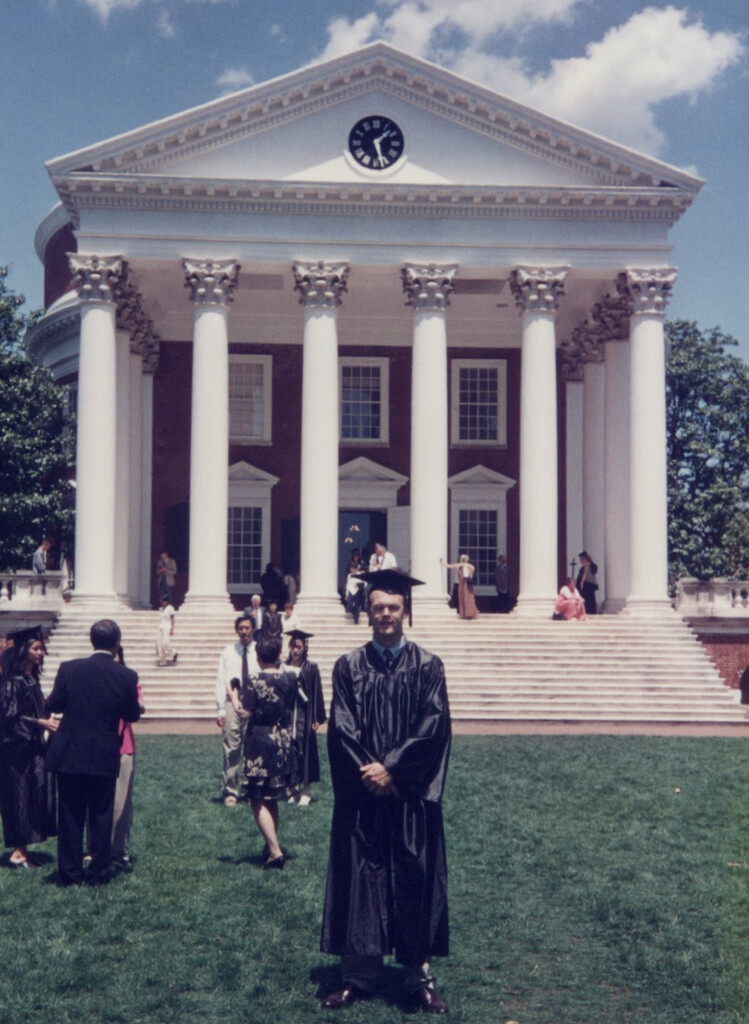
left=358, top=568, right=425, bottom=626
left=1, top=624, right=46, bottom=678
left=284, top=629, right=315, bottom=641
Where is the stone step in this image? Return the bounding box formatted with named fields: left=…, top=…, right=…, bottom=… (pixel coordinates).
left=36, top=603, right=748, bottom=725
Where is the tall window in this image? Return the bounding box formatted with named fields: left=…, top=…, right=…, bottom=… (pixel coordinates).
left=340, top=358, right=389, bottom=444
left=229, top=355, right=272, bottom=443
left=451, top=359, right=507, bottom=445
left=458, top=509, right=497, bottom=586
left=227, top=506, right=262, bottom=586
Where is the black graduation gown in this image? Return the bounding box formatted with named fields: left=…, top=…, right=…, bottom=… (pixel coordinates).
left=0, top=673, right=56, bottom=848
left=290, top=661, right=326, bottom=787
left=321, top=641, right=451, bottom=964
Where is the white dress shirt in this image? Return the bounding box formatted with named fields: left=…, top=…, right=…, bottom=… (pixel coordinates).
left=215, top=640, right=259, bottom=713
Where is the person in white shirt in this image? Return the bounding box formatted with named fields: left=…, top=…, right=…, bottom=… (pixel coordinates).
left=156, top=596, right=178, bottom=666
left=376, top=542, right=397, bottom=570
left=215, top=614, right=259, bottom=806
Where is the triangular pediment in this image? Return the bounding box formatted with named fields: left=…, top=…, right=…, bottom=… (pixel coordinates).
left=228, top=461, right=279, bottom=488
left=47, top=42, right=702, bottom=198
left=339, top=457, right=408, bottom=487
left=449, top=465, right=516, bottom=491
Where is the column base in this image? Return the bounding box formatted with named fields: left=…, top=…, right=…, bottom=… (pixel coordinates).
left=622, top=596, right=676, bottom=617
left=182, top=591, right=233, bottom=613
left=602, top=597, right=627, bottom=615
left=295, top=594, right=346, bottom=620
left=69, top=590, right=121, bottom=609
left=513, top=594, right=556, bottom=618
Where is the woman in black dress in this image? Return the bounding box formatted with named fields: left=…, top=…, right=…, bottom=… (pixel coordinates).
left=231, top=634, right=297, bottom=869
left=576, top=551, right=599, bottom=615
left=0, top=626, right=58, bottom=868
left=285, top=629, right=326, bottom=806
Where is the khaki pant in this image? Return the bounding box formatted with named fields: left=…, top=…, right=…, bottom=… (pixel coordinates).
left=222, top=699, right=248, bottom=798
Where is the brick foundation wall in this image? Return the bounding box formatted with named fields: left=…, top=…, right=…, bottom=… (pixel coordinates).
left=692, top=627, right=749, bottom=695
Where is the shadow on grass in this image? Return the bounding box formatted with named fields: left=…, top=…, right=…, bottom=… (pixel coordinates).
left=309, top=963, right=412, bottom=1012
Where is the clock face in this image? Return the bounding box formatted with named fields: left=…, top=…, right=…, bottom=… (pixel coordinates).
left=348, top=116, right=405, bottom=171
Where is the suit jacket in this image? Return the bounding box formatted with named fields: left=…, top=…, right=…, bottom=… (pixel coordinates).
left=45, top=652, right=141, bottom=778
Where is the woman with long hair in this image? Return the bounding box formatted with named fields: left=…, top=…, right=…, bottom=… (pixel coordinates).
left=554, top=577, right=587, bottom=621
left=285, top=629, right=326, bottom=806
left=0, top=626, right=58, bottom=868
left=440, top=553, right=479, bottom=619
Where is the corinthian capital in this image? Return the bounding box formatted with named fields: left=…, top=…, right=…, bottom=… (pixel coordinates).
left=183, top=259, right=239, bottom=306
left=401, top=263, right=458, bottom=311
left=69, top=254, right=126, bottom=304
left=510, top=266, right=568, bottom=314
left=616, top=268, right=677, bottom=318
left=293, top=260, right=349, bottom=308
left=591, top=295, right=630, bottom=341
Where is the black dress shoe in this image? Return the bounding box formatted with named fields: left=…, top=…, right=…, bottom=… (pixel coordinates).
left=9, top=859, right=31, bottom=870
left=263, top=854, right=285, bottom=870
left=320, top=986, right=363, bottom=1010
left=413, top=987, right=449, bottom=1014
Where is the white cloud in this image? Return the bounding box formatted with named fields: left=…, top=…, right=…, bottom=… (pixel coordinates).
left=215, top=65, right=255, bottom=94
left=317, top=12, right=382, bottom=62
left=155, top=8, right=176, bottom=38
left=317, top=3, right=745, bottom=155
left=488, top=7, right=744, bottom=153
left=77, top=0, right=145, bottom=22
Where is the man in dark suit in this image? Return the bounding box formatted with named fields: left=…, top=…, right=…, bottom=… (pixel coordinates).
left=45, top=619, right=141, bottom=886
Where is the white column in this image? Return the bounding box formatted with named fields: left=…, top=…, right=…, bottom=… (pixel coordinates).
left=510, top=266, right=568, bottom=615
left=139, top=368, right=155, bottom=607
left=182, top=259, right=238, bottom=608
left=114, top=329, right=131, bottom=602
left=402, top=263, right=457, bottom=603
left=69, top=255, right=124, bottom=604
left=564, top=369, right=584, bottom=574
left=294, top=260, right=349, bottom=610
left=127, top=350, right=144, bottom=605
left=582, top=355, right=606, bottom=602
left=603, top=330, right=631, bottom=613
left=618, top=268, right=677, bottom=614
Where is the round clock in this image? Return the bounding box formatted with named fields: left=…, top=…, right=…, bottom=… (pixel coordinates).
left=348, top=116, right=405, bottom=171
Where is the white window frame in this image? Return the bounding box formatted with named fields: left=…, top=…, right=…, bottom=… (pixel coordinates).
left=339, top=357, right=389, bottom=445
left=450, top=359, right=507, bottom=447
left=229, top=354, right=273, bottom=444
left=227, top=461, right=279, bottom=594
left=448, top=466, right=516, bottom=596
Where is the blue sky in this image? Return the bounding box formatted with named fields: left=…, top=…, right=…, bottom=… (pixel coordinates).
left=2, top=1, right=747, bottom=355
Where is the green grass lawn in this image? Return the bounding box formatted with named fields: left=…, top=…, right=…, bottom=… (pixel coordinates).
left=1, top=735, right=748, bottom=1024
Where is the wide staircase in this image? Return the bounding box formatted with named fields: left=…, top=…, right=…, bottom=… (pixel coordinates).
left=40, top=602, right=749, bottom=725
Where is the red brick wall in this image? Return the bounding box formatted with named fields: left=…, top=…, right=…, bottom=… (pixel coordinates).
left=696, top=633, right=749, bottom=690
left=43, top=224, right=77, bottom=309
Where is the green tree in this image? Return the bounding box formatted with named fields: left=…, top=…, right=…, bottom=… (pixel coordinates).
left=0, top=267, right=74, bottom=571
left=666, top=319, right=749, bottom=588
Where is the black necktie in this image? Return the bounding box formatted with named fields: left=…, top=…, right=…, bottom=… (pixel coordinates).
left=242, top=645, right=250, bottom=688
left=383, top=649, right=394, bottom=669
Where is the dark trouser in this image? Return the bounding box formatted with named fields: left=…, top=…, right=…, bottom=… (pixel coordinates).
left=56, top=772, right=116, bottom=885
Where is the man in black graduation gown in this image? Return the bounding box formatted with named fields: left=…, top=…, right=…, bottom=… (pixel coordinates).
left=320, top=570, right=451, bottom=1015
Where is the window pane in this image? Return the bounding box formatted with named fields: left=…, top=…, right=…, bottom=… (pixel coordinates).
left=458, top=366, right=498, bottom=441
left=227, top=506, right=262, bottom=585
left=341, top=364, right=382, bottom=440
left=458, top=509, right=497, bottom=586
left=229, top=362, right=265, bottom=439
